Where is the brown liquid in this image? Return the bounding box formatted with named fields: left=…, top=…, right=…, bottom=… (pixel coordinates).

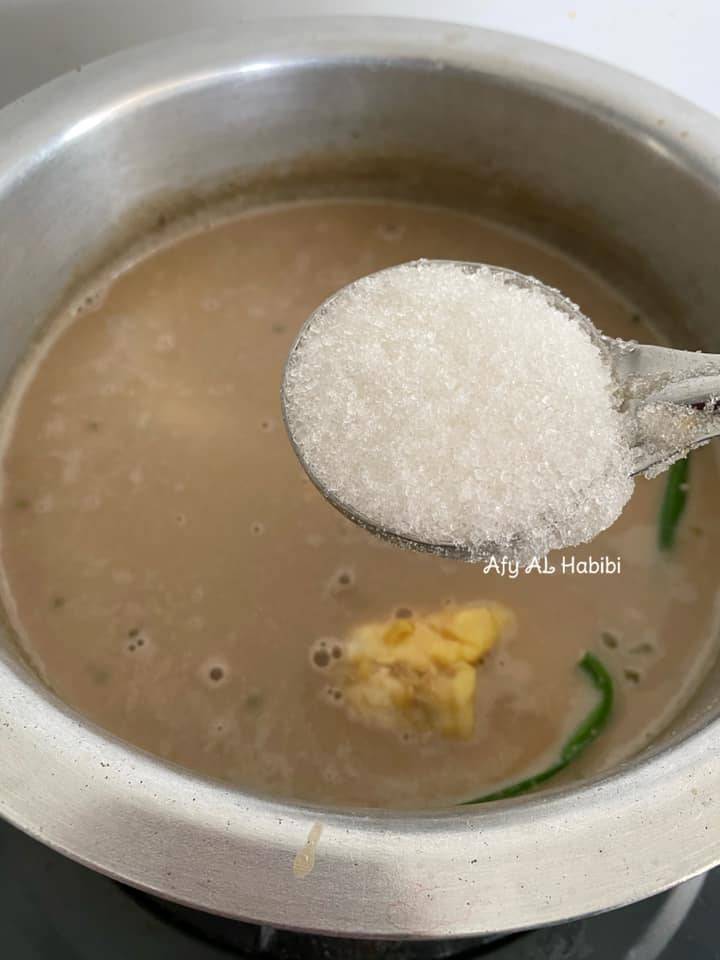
left=0, top=199, right=718, bottom=808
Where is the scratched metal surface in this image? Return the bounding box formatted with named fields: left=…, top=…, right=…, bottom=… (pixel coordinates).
left=0, top=817, right=713, bottom=958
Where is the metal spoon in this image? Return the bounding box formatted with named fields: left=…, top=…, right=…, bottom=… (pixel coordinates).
left=281, top=261, right=720, bottom=560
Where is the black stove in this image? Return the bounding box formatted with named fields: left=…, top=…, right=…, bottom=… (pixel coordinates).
left=1, top=816, right=716, bottom=959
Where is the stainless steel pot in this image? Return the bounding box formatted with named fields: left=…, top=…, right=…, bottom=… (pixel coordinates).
left=1, top=16, right=720, bottom=939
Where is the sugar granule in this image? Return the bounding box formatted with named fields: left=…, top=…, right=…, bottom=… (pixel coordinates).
left=283, top=261, right=635, bottom=562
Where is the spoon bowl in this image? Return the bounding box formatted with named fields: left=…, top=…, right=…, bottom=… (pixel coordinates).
left=282, top=260, right=720, bottom=560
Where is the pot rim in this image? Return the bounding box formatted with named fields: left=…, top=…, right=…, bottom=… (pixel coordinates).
left=1, top=15, right=720, bottom=938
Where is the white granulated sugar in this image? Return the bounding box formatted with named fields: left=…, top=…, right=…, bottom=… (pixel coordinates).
left=633, top=401, right=715, bottom=478
left=283, top=261, right=635, bottom=562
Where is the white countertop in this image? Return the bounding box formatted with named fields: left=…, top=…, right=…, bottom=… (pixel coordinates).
left=0, top=0, right=718, bottom=114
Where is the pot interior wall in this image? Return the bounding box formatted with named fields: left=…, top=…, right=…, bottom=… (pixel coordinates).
left=1, top=54, right=719, bottom=763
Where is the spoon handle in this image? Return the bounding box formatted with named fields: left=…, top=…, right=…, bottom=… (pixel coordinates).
left=611, top=342, right=720, bottom=405
left=611, top=341, right=720, bottom=474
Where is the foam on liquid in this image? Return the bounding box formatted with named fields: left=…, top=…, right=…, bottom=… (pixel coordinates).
left=284, top=261, right=635, bottom=561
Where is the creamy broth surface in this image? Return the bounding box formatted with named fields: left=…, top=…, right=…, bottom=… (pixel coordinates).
left=1, top=199, right=718, bottom=807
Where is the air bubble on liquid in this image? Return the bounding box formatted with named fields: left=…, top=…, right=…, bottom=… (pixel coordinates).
left=125, top=627, right=149, bottom=653
left=601, top=630, right=620, bottom=650
left=250, top=521, right=265, bottom=536
left=200, top=659, right=230, bottom=686
left=175, top=513, right=187, bottom=527
left=313, top=649, right=331, bottom=669
left=395, top=607, right=413, bottom=619
left=324, top=686, right=344, bottom=705
left=306, top=533, right=324, bottom=548
left=260, top=418, right=276, bottom=433
left=327, top=567, right=355, bottom=596
left=191, top=585, right=205, bottom=603
left=310, top=637, right=340, bottom=670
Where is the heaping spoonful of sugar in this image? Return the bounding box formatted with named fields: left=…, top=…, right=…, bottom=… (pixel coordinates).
left=281, top=260, right=720, bottom=563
